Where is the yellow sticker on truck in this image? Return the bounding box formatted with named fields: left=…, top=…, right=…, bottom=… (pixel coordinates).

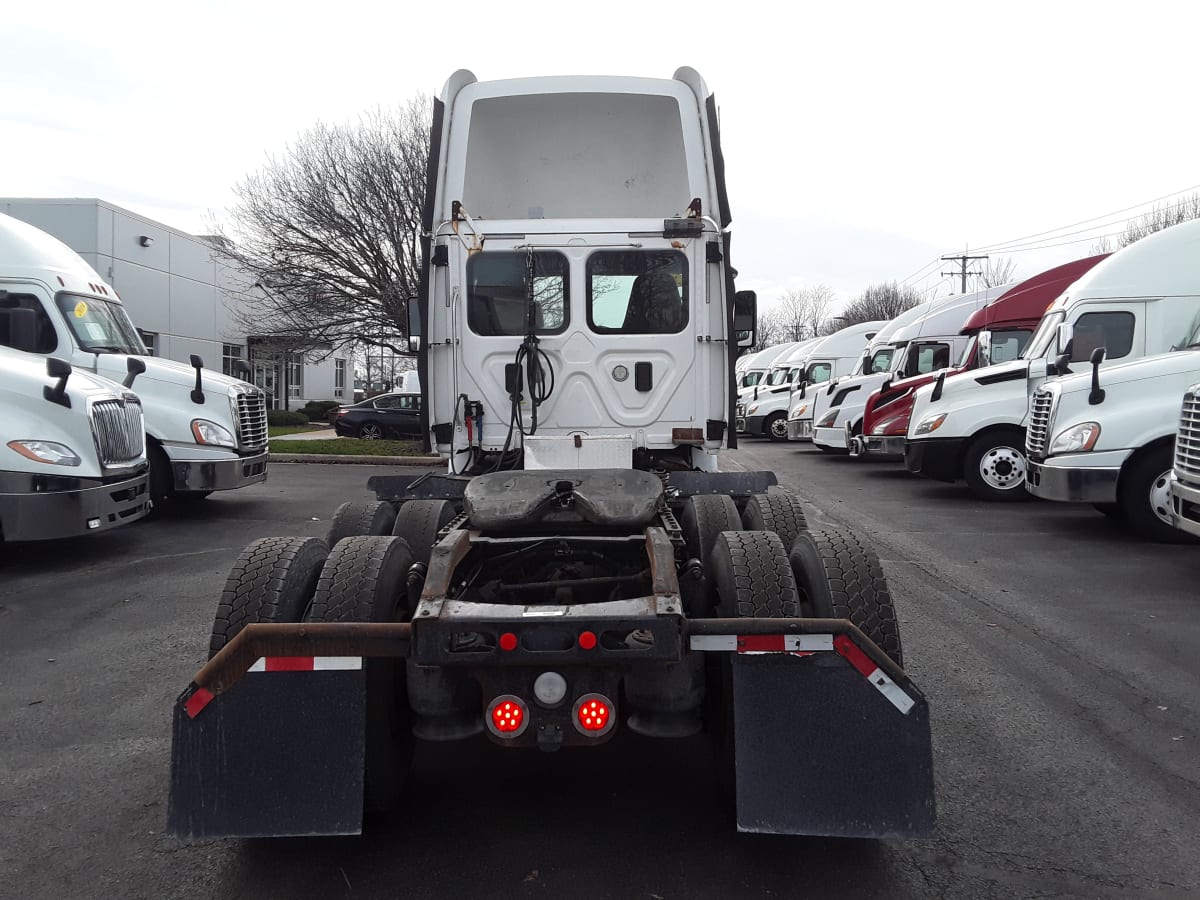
left=74, top=301, right=88, bottom=318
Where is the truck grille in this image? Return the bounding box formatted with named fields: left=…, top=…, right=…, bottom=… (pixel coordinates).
left=1026, top=387, right=1056, bottom=459
left=236, top=389, right=268, bottom=450
left=91, top=397, right=145, bottom=466
left=1175, top=387, right=1200, bottom=482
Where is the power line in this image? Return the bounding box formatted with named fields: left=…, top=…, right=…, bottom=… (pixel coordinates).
left=941, top=253, right=988, bottom=293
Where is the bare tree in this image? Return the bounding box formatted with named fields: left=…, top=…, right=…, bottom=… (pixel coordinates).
left=979, top=256, right=1018, bottom=288
left=753, top=307, right=787, bottom=350
left=212, top=98, right=431, bottom=356
left=839, top=282, right=923, bottom=326
left=761, top=285, right=838, bottom=344
left=1120, top=192, right=1200, bottom=247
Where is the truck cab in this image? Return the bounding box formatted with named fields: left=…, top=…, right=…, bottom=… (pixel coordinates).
left=421, top=70, right=752, bottom=471
left=0, top=213, right=269, bottom=504
left=906, top=220, right=1200, bottom=500
left=0, top=345, right=150, bottom=540
left=860, top=254, right=1109, bottom=458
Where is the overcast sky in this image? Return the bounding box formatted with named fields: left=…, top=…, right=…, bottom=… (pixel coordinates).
left=3, top=0, right=1197, bottom=311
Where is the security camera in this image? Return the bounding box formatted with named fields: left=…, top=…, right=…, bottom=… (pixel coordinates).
left=139, top=235, right=155, bottom=248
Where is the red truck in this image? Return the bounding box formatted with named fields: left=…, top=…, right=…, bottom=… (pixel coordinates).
left=858, top=254, right=1110, bottom=457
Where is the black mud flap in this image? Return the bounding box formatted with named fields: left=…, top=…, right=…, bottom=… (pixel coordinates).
left=732, top=654, right=935, bottom=838
left=168, top=668, right=367, bottom=839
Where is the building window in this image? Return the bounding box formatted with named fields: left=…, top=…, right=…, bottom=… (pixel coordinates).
left=137, top=330, right=157, bottom=356
left=334, top=358, right=346, bottom=398
left=222, top=343, right=244, bottom=376
left=287, top=352, right=303, bottom=399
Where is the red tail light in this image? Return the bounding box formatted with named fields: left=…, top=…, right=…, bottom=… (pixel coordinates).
left=573, top=693, right=614, bottom=736
left=486, top=695, right=529, bottom=737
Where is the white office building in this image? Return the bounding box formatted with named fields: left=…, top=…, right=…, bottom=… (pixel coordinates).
left=1, top=198, right=350, bottom=410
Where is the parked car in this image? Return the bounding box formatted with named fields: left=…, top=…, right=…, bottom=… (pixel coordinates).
left=333, top=392, right=422, bottom=439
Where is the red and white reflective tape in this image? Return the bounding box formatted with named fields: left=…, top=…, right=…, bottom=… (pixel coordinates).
left=688, top=633, right=915, bottom=715
left=246, top=656, right=363, bottom=672
left=689, top=634, right=833, bottom=654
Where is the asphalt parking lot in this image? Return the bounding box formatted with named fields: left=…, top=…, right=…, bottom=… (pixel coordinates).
left=2, top=450, right=1198, bottom=899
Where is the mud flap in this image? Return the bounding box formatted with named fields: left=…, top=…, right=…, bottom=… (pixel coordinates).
left=732, top=654, right=935, bottom=838
left=167, top=667, right=367, bottom=839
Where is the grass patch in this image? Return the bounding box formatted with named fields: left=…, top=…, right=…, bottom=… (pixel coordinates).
left=270, top=438, right=428, bottom=456
left=268, top=425, right=317, bottom=437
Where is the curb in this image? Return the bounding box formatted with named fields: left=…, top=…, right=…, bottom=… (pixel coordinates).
left=269, top=453, right=441, bottom=466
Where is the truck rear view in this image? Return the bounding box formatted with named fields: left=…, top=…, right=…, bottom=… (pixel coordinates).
left=167, top=69, right=935, bottom=842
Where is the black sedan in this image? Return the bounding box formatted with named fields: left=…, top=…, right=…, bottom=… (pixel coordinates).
left=333, top=392, right=422, bottom=439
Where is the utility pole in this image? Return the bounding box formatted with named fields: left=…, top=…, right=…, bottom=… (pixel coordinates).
left=941, top=253, right=988, bottom=294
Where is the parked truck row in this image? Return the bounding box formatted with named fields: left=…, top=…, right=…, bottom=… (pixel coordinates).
left=753, top=219, right=1200, bottom=543
left=0, top=213, right=271, bottom=542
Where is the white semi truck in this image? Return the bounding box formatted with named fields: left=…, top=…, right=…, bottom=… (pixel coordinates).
left=1025, top=335, right=1200, bottom=542
left=734, top=337, right=818, bottom=439
left=906, top=219, right=1200, bottom=500
left=1168, top=381, right=1200, bottom=538
left=0, top=345, right=150, bottom=540
left=168, top=68, right=935, bottom=842
left=0, top=213, right=269, bottom=505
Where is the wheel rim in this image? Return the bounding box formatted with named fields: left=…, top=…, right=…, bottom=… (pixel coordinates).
left=979, top=445, right=1026, bottom=490
left=1148, top=469, right=1173, bottom=526
left=770, top=417, right=788, bottom=438
left=360, top=423, right=382, bottom=440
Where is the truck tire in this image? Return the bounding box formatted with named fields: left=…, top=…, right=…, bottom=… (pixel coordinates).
left=681, top=494, right=741, bottom=617
left=391, top=499, right=456, bottom=564
left=1118, top=446, right=1198, bottom=544
left=306, top=535, right=417, bottom=815
left=765, top=412, right=789, bottom=442
left=326, top=500, right=397, bottom=547
left=741, top=491, right=808, bottom=554
left=963, top=427, right=1031, bottom=502
left=1092, top=502, right=1125, bottom=521
left=209, top=536, right=328, bottom=658
left=710, top=530, right=799, bottom=618
left=788, top=528, right=904, bottom=668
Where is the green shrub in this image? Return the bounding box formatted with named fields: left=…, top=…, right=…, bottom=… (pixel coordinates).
left=267, top=409, right=309, bottom=427
left=300, top=400, right=340, bottom=421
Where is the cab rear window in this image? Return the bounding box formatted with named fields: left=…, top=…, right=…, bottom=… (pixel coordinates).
left=587, top=250, right=688, bottom=334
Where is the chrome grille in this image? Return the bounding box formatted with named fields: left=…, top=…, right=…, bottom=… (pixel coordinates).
left=90, top=397, right=144, bottom=466
left=1175, top=387, right=1200, bottom=482
left=236, top=389, right=268, bottom=450
left=1026, top=387, right=1056, bottom=458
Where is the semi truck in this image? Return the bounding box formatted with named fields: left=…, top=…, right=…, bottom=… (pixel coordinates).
left=167, top=69, right=935, bottom=841
left=0, top=345, right=150, bottom=540
left=1024, top=328, right=1200, bottom=542
left=906, top=219, right=1200, bottom=500
left=0, top=213, right=269, bottom=506
left=1168, top=381, right=1200, bottom=538
left=812, top=286, right=1008, bottom=454
left=859, top=255, right=1109, bottom=458
left=734, top=337, right=818, bottom=439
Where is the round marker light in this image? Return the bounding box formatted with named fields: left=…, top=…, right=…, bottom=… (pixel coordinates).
left=612, top=365, right=629, bottom=382
left=573, top=693, right=615, bottom=736
left=577, top=630, right=597, bottom=650
left=486, top=695, right=529, bottom=738
left=533, top=671, right=568, bottom=708
left=499, top=632, right=518, bottom=651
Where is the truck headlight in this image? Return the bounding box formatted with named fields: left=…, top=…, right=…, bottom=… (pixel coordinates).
left=790, top=403, right=808, bottom=420
left=191, top=419, right=237, bottom=448
left=816, top=410, right=839, bottom=428
left=1049, top=422, right=1101, bottom=454
left=747, top=404, right=759, bottom=415
left=7, top=440, right=82, bottom=466
left=913, top=413, right=947, bottom=436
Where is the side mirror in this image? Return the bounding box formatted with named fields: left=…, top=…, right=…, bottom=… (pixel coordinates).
left=1053, top=352, right=1071, bottom=376
left=123, top=357, right=146, bottom=388
left=1055, top=322, right=1073, bottom=356
left=976, top=331, right=991, bottom=366
left=407, top=297, right=422, bottom=354
left=189, top=354, right=206, bottom=405
left=733, top=290, right=757, bottom=349
left=1088, top=347, right=1107, bottom=405
left=44, top=357, right=72, bottom=408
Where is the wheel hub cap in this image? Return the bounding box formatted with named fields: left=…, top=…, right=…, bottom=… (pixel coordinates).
left=1149, top=470, right=1173, bottom=526
left=980, top=446, right=1025, bottom=490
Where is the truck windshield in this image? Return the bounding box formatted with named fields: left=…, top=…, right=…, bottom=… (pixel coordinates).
left=867, top=347, right=894, bottom=373
left=765, top=366, right=790, bottom=386
left=54, top=294, right=146, bottom=354
left=986, top=328, right=1032, bottom=364
left=742, top=370, right=764, bottom=387
left=1022, top=311, right=1064, bottom=360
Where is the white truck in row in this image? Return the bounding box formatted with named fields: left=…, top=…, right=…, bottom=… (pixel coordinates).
left=906, top=219, right=1200, bottom=501
left=0, top=344, right=150, bottom=541
left=0, top=213, right=269, bottom=506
